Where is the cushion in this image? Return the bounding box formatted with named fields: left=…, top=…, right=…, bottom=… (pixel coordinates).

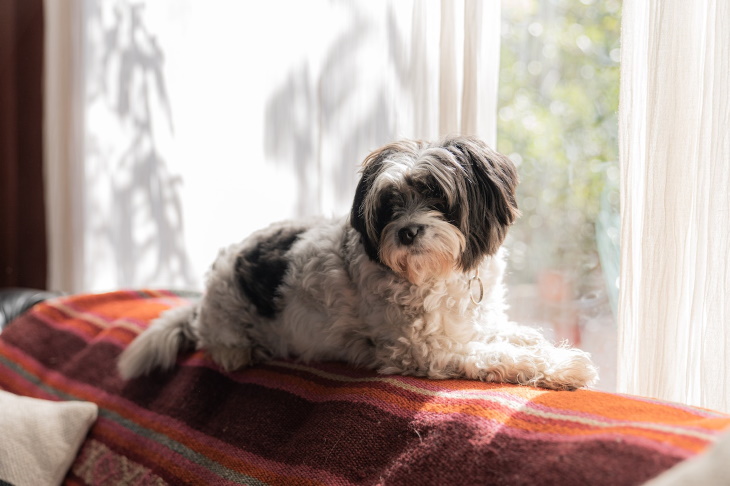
left=0, top=287, right=61, bottom=330
left=0, top=290, right=729, bottom=485
left=0, top=390, right=98, bottom=486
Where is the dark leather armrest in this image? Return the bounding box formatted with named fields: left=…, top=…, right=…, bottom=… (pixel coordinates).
left=0, top=288, right=62, bottom=331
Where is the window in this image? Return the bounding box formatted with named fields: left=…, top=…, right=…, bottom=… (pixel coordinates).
left=498, top=0, right=621, bottom=391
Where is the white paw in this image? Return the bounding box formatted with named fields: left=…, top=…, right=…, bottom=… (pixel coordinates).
left=536, top=346, right=598, bottom=390
left=207, top=345, right=252, bottom=372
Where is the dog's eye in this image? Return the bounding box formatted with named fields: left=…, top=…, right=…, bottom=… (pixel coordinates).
left=433, top=202, right=449, bottom=214
left=420, top=185, right=448, bottom=213
left=428, top=201, right=459, bottom=226
left=429, top=201, right=451, bottom=219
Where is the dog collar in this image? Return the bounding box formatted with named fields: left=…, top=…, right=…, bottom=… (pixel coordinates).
left=469, top=269, right=484, bottom=305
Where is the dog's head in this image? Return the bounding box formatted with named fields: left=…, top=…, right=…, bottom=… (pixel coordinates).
left=350, top=136, right=519, bottom=285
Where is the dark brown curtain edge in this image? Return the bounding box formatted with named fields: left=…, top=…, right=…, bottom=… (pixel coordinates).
left=0, top=0, right=47, bottom=289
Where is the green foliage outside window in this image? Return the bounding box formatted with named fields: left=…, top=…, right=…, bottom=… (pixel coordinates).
left=498, top=0, right=621, bottom=309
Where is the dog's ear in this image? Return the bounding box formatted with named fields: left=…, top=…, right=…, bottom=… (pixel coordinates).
left=350, top=146, right=392, bottom=262
left=443, top=137, right=520, bottom=270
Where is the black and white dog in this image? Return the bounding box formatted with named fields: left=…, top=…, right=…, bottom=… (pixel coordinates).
left=119, top=137, right=597, bottom=390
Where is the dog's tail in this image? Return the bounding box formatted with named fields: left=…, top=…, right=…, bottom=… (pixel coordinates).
left=117, top=304, right=198, bottom=380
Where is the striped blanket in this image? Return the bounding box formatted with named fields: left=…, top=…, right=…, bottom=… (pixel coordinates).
left=0, top=290, right=728, bottom=485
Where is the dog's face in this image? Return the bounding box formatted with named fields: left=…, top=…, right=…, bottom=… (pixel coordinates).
left=350, top=137, right=519, bottom=285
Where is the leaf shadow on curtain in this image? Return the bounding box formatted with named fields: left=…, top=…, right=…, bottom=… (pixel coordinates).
left=85, top=1, right=194, bottom=289
left=264, top=4, right=408, bottom=218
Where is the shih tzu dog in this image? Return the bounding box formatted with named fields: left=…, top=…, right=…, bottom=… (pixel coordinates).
left=119, top=136, right=598, bottom=390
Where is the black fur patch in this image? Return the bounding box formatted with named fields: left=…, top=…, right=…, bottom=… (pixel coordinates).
left=234, top=226, right=307, bottom=318
left=351, top=157, right=387, bottom=263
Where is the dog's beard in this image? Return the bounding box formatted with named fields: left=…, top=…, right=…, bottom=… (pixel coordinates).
left=379, top=214, right=466, bottom=285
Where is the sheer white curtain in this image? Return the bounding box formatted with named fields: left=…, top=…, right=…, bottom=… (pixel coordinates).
left=43, top=0, right=501, bottom=294
left=619, top=0, right=730, bottom=412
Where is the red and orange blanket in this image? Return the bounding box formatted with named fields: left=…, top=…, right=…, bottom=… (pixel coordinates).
left=0, top=290, right=728, bottom=485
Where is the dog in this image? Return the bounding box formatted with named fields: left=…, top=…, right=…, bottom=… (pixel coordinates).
left=118, top=136, right=598, bottom=390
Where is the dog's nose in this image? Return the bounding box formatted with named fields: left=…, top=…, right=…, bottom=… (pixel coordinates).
left=398, top=225, right=422, bottom=245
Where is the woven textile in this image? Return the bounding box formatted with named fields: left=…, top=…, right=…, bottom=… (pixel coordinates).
left=0, top=290, right=728, bottom=485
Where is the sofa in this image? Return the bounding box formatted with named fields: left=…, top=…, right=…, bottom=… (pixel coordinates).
left=0, top=288, right=728, bottom=485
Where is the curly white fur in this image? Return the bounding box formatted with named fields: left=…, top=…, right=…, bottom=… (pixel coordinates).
left=118, top=137, right=598, bottom=390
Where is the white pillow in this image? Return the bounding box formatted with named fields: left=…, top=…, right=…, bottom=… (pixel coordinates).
left=0, top=390, right=98, bottom=486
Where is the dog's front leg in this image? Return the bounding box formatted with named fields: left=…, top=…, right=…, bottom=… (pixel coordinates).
left=376, top=337, right=597, bottom=390
left=459, top=340, right=598, bottom=390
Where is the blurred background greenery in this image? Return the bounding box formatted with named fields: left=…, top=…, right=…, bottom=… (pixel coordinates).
left=498, top=0, right=621, bottom=390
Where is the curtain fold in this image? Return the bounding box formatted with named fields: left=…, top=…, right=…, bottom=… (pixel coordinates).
left=43, top=0, right=85, bottom=293
left=618, top=0, right=730, bottom=412
left=461, top=0, right=500, bottom=147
